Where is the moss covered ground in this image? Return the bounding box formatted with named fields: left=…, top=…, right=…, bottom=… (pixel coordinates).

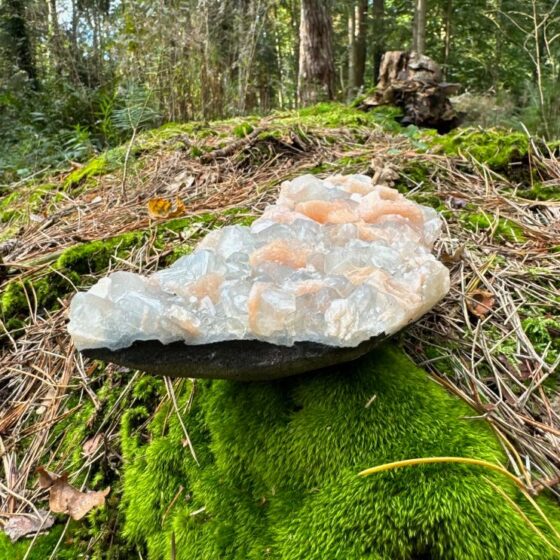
left=1, top=103, right=559, bottom=558
left=118, top=346, right=560, bottom=560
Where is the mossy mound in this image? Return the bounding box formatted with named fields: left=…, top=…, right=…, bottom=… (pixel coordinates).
left=120, top=345, right=559, bottom=559
left=431, top=128, right=529, bottom=169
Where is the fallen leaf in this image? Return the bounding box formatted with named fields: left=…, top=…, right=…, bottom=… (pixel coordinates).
left=82, top=433, right=104, bottom=458
left=466, top=289, right=495, bottom=319
left=173, top=198, right=187, bottom=216
left=147, top=197, right=186, bottom=219
left=440, top=245, right=464, bottom=264
left=37, top=467, right=110, bottom=520
left=37, top=467, right=57, bottom=489
left=3, top=510, right=54, bottom=542
left=147, top=197, right=172, bottom=218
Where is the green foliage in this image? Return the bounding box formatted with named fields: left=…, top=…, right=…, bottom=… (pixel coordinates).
left=120, top=346, right=560, bottom=559
left=111, top=85, right=160, bottom=136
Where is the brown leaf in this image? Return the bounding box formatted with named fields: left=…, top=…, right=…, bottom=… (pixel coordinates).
left=37, top=468, right=110, bottom=520
left=3, top=510, right=54, bottom=542
left=440, top=245, right=464, bottom=265
left=82, top=433, right=104, bottom=458
left=466, top=289, right=495, bottom=319
left=37, top=466, right=56, bottom=489
left=147, top=197, right=186, bottom=219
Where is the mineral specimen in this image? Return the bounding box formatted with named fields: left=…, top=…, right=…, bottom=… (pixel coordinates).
left=68, top=174, right=450, bottom=351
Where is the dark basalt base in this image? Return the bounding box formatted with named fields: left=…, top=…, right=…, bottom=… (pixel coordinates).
left=81, top=336, right=386, bottom=381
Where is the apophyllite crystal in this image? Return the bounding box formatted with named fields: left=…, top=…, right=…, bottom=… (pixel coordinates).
left=68, top=174, right=450, bottom=351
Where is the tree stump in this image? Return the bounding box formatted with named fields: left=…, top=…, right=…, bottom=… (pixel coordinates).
left=360, top=51, right=462, bottom=133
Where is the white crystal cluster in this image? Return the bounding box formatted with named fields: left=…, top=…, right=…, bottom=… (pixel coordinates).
left=68, top=174, right=450, bottom=350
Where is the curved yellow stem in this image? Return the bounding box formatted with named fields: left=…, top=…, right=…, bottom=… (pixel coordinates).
left=358, top=456, right=524, bottom=490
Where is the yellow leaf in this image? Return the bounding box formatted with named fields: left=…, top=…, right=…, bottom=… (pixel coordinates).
left=147, top=197, right=187, bottom=219
left=147, top=197, right=172, bottom=218
left=172, top=197, right=187, bottom=217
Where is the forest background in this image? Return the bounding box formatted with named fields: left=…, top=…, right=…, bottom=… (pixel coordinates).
left=1, top=0, right=559, bottom=185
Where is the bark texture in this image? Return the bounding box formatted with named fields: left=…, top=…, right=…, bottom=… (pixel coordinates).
left=412, top=0, right=427, bottom=55
left=353, top=0, right=368, bottom=90
left=372, top=0, right=385, bottom=82
left=297, top=0, right=335, bottom=106
left=360, top=50, right=462, bottom=133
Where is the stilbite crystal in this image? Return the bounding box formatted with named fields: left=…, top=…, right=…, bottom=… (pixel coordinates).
left=68, top=174, right=450, bottom=351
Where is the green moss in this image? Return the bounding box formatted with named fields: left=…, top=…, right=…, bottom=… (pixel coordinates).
left=0, top=183, right=64, bottom=235
left=233, top=122, right=255, bottom=138
left=399, top=160, right=433, bottom=188
left=521, top=182, right=560, bottom=202
left=0, top=191, right=20, bottom=222
left=55, top=232, right=144, bottom=274
left=257, top=130, right=283, bottom=142
left=0, top=232, right=145, bottom=328
left=459, top=211, right=527, bottom=243
left=279, top=102, right=402, bottom=133
left=120, top=345, right=560, bottom=559
left=522, top=314, right=560, bottom=365
left=189, top=145, right=204, bottom=157
left=431, top=128, right=529, bottom=169
left=63, top=147, right=127, bottom=190
left=335, top=154, right=370, bottom=168
left=0, top=525, right=80, bottom=560
left=0, top=281, right=29, bottom=318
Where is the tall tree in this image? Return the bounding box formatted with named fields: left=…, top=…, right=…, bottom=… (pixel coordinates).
left=412, top=0, right=427, bottom=54
left=297, top=0, right=335, bottom=105
left=1, top=0, right=37, bottom=87
left=350, top=0, right=368, bottom=93
left=371, top=0, right=384, bottom=81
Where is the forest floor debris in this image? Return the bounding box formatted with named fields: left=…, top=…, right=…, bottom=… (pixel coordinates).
left=0, top=105, right=559, bottom=553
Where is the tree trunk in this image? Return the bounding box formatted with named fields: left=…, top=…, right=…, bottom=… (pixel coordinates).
left=2, top=0, right=38, bottom=88
left=347, top=4, right=355, bottom=97
left=412, top=0, right=427, bottom=54
left=47, top=0, right=62, bottom=75
left=297, top=0, right=335, bottom=106
left=442, top=0, right=452, bottom=79
left=359, top=51, right=462, bottom=133
left=372, top=0, right=385, bottom=82
left=353, top=0, right=368, bottom=90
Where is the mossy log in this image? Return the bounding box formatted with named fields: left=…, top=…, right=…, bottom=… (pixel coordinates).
left=120, top=345, right=560, bottom=559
